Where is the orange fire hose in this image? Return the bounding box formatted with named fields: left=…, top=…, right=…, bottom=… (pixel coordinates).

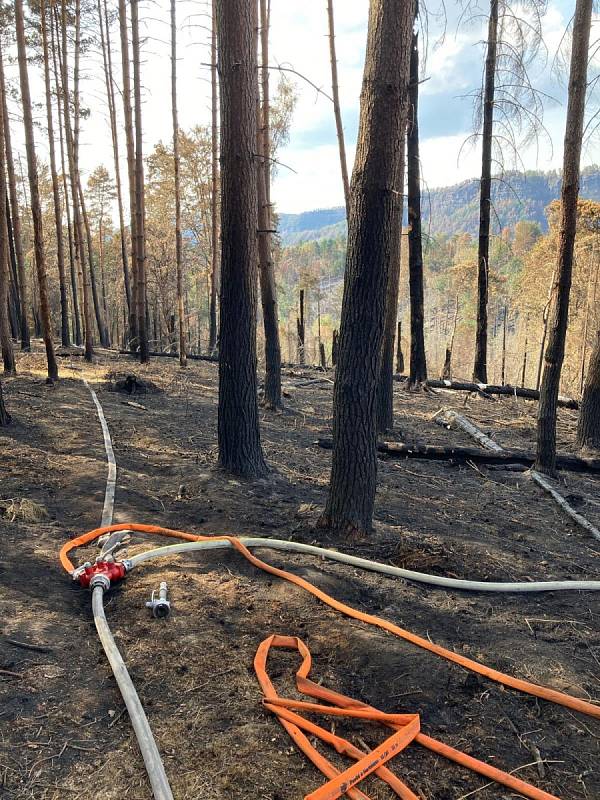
left=255, top=635, right=560, bottom=800
left=61, top=523, right=599, bottom=798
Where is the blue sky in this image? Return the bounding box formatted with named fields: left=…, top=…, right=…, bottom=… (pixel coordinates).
left=14, top=0, right=596, bottom=217
left=268, top=0, right=598, bottom=212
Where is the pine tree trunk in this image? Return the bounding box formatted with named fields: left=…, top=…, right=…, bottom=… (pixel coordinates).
left=60, top=0, right=93, bottom=361
left=118, top=0, right=138, bottom=348
left=41, top=0, right=70, bottom=347
left=208, top=0, right=219, bottom=356
left=216, top=0, right=267, bottom=477
left=257, top=0, right=282, bottom=409
left=171, top=0, right=186, bottom=368
left=318, top=0, right=414, bottom=537
left=100, top=0, right=131, bottom=326
left=473, top=0, right=498, bottom=383
left=376, top=132, right=405, bottom=432
left=0, top=108, right=15, bottom=373
left=6, top=199, right=22, bottom=339
left=577, top=330, right=600, bottom=451
left=327, top=0, right=350, bottom=215
left=0, top=41, right=30, bottom=351
left=536, top=0, right=592, bottom=474
left=78, top=179, right=110, bottom=346
left=407, top=28, right=427, bottom=386
left=297, top=289, right=305, bottom=364
left=15, top=0, right=58, bottom=381
left=52, top=8, right=81, bottom=346
left=396, top=320, right=404, bottom=374
left=0, top=382, right=10, bottom=426
left=131, top=0, right=149, bottom=363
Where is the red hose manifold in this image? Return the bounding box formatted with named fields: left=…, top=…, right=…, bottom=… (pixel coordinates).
left=77, top=561, right=127, bottom=589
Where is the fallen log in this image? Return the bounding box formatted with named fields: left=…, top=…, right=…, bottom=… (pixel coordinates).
left=316, top=438, right=600, bottom=474
left=394, top=376, right=579, bottom=409
left=119, top=349, right=218, bottom=363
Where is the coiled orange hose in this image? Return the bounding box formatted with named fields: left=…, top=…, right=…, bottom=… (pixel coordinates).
left=61, top=523, right=599, bottom=799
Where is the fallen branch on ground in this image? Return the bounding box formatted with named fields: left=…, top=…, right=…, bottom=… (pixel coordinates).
left=119, top=349, right=218, bottom=363
left=316, top=437, right=600, bottom=474
left=395, top=376, right=579, bottom=409
left=436, top=409, right=600, bottom=542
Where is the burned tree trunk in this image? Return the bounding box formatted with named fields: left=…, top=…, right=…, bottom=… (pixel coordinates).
left=577, top=330, right=600, bottom=452
left=326, top=0, right=350, bottom=214
left=78, top=179, right=110, bottom=346
left=0, top=382, right=10, bottom=426
left=208, top=0, right=219, bottom=356
left=257, top=0, right=282, bottom=409
left=376, top=134, right=405, bottom=432
left=216, top=0, right=266, bottom=477
left=297, top=289, right=306, bottom=365
left=0, top=104, right=15, bottom=373
left=536, top=0, right=592, bottom=474
left=15, top=0, right=58, bottom=381
left=0, top=40, right=29, bottom=351
left=396, top=320, right=404, bottom=374
left=171, top=0, right=186, bottom=367
left=473, top=0, right=498, bottom=383
left=407, top=26, right=427, bottom=386
left=332, top=328, right=339, bottom=366
left=319, top=0, right=414, bottom=536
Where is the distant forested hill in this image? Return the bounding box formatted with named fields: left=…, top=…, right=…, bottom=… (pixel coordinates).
left=278, top=167, right=600, bottom=245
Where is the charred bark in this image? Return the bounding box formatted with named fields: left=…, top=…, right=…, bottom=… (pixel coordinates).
left=216, top=0, right=266, bottom=477
left=536, top=0, right=592, bottom=474
left=208, top=0, right=219, bottom=356
left=171, top=0, right=186, bottom=367
left=326, top=0, right=350, bottom=214
left=319, top=0, right=414, bottom=536
left=407, top=28, right=427, bottom=386
left=473, top=0, right=498, bottom=383
left=577, top=330, right=600, bottom=452
left=15, top=0, right=58, bottom=381
left=0, top=40, right=29, bottom=351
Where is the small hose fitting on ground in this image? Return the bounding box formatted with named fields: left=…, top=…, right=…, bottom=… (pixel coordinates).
left=146, top=582, right=171, bottom=618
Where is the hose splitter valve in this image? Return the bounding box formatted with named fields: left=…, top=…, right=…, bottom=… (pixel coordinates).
left=146, top=582, right=171, bottom=619
left=72, top=559, right=131, bottom=590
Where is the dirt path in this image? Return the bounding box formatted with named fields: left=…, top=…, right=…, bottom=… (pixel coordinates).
left=1, top=351, right=598, bottom=799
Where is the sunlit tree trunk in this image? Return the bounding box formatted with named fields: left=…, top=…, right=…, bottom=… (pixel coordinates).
left=41, top=0, right=70, bottom=347
left=60, top=0, right=93, bottom=361
left=319, top=0, right=414, bottom=536
left=216, top=0, right=267, bottom=476
left=15, top=0, right=58, bottom=381
left=208, top=0, right=219, bottom=355
left=52, top=9, right=81, bottom=347
left=171, top=0, right=186, bottom=367
left=536, top=0, right=592, bottom=474
left=257, top=0, right=282, bottom=408
left=0, top=40, right=30, bottom=351
left=118, top=0, right=138, bottom=347
left=99, top=0, right=131, bottom=328
left=473, top=0, right=498, bottom=383
left=131, top=0, right=149, bottom=363
left=78, top=179, right=110, bottom=346
left=327, top=0, right=350, bottom=214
